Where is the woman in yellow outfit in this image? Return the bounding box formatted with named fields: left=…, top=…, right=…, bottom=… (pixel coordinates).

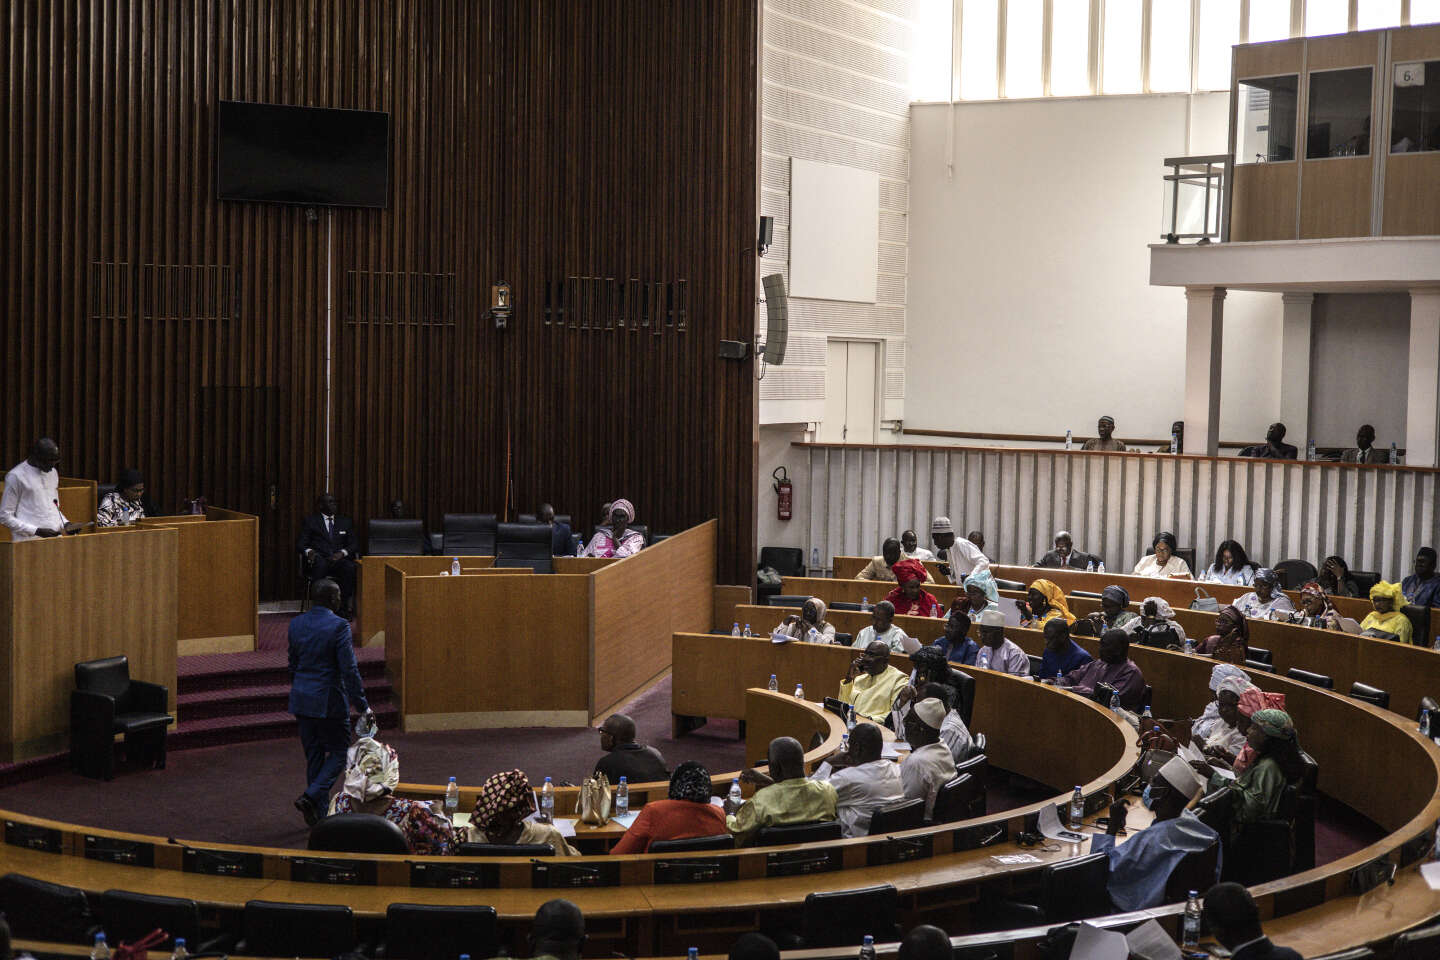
left=1358, top=580, right=1412, bottom=644
left=1020, top=578, right=1075, bottom=627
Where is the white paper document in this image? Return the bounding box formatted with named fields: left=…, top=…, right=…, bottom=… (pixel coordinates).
left=1124, top=919, right=1182, bottom=960
left=1038, top=801, right=1086, bottom=842
left=1421, top=860, right=1440, bottom=890
left=609, top=812, right=639, bottom=829
left=1070, top=923, right=1129, bottom=960
left=882, top=741, right=909, bottom=760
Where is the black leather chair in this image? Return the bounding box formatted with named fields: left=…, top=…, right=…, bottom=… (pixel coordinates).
left=953, top=750, right=988, bottom=789
left=70, top=656, right=173, bottom=780
left=382, top=903, right=500, bottom=960
left=239, top=900, right=356, bottom=957
left=516, top=513, right=537, bottom=523
left=767, top=595, right=810, bottom=608
left=949, top=668, right=976, bottom=727
left=1402, top=604, right=1431, bottom=646
left=0, top=873, right=99, bottom=943
left=1247, top=646, right=1273, bottom=665
left=96, top=890, right=214, bottom=950
left=1349, top=570, right=1381, bottom=595
left=796, top=883, right=900, bottom=948
left=830, top=601, right=865, bottom=611
left=1040, top=852, right=1112, bottom=921
left=760, top=546, right=806, bottom=576
left=1027, top=654, right=1044, bottom=676
left=1348, top=682, right=1390, bottom=710
left=754, top=820, right=842, bottom=846
left=1246, top=658, right=1276, bottom=673
left=441, top=513, right=497, bottom=555
left=368, top=518, right=427, bottom=556
left=867, top=798, right=925, bottom=835
left=97, top=482, right=117, bottom=503
left=1162, top=840, right=1220, bottom=904
left=994, top=578, right=1025, bottom=591
left=1273, top=558, right=1319, bottom=589
left=308, top=813, right=410, bottom=854
left=1286, top=667, right=1334, bottom=689
left=1393, top=922, right=1440, bottom=960
left=649, top=834, right=736, bottom=853
left=930, top=773, right=982, bottom=824
left=835, top=632, right=853, bottom=645
left=495, top=521, right=554, bottom=573
left=456, top=842, right=555, bottom=856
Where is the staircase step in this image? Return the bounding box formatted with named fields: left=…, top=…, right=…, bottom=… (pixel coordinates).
left=177, top=679, right=392, bottom=723
left=178, top=648, right=387, bottom=696
left=169, top=702, right=399, bottom=751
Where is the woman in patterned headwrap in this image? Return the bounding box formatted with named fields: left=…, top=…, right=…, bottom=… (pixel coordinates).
left=1295, top=581, right=1346, bottom=631
left=462, top=769, right=579, bottom=855
left=329, top=737, right=457, bottom=855
left=609, top=761, right=727, bottom=854
left=1197, top=605, right=1249, bottom=663
left=1359, top=580, right=1413, bottom=644
left=1195, top=707, right=1303, bottom=835
left=1085, top=584, right=1138, bottom=634
left=580, top=498, right=645, bottom=558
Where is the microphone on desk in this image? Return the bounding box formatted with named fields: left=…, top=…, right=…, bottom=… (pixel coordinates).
left=532, top=858, right=600, bottom=876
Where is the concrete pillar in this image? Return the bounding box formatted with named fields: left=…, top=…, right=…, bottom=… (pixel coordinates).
left=1406, top=288, right=1440, bottom=467
left=1279, top=292, right=1314, bottom=450
left=1184, top=286, right=1225, bottom=457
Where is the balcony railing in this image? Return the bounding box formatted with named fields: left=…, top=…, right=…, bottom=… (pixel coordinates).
left=1160, top=154, right=1230, bottom=244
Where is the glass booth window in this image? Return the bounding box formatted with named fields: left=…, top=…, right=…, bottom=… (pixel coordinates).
left=1236, top=75, right=1299, bottom=163
left=1392, top=61, right=1440, bottom=154
left=1306, top=67, right=1373, bottom=158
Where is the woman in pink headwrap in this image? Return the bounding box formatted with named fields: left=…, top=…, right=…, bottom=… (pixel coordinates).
left=580, top=498, right=645, bottom=558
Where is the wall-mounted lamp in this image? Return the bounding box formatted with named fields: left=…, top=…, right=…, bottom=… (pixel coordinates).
left=489, top=281, right=512, bottom=329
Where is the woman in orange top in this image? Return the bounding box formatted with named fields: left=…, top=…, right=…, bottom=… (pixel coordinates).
left=610, top=762, right=728, bottom=854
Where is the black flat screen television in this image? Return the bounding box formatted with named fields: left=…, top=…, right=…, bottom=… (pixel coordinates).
left=216, top=100, right=390, bottom=209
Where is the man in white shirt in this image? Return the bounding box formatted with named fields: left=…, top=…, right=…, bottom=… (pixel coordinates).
left=1, top=438, right=67, bottom=541
left=823, top=721, right=905, bottom=837
left=901, top=529, right=936, bottom=563
left=973, top=609, right=1031, bottom=676
left=899, top=698, right=958, bottom=818
left=930, top=516, right=989, bottom=584
left=852, top=600, right=919, bottom=654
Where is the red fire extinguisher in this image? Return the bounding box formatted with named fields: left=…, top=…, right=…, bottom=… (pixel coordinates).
left=773, top=467, right=792, bottom=521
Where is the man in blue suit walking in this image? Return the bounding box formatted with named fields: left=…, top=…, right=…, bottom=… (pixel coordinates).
left=289, top=578, right=371, bottom=825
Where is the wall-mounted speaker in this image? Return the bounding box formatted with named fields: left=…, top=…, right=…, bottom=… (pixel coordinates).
left=761, top=273, right=788, bottom=365
left=758, top=216, right=774, bottom=257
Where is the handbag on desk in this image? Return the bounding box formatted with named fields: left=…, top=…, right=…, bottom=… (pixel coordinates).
left=1190, top=587, right=1220, bottom=612
left=578, top=772, right=613, bottom=826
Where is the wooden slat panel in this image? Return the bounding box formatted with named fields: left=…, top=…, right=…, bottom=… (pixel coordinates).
left=1300, top=156, right=1374, bottom=239
left=1231, top=162, right=1299, bottom=240
left=1234, top=38, right=1306, bottom=80
left=1382, top=152, right=1440, bottom=236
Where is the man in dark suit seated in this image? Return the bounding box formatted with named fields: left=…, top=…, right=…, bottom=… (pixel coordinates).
left=1201, top=882, right=1302, bottom=959
left=298, top=492, right=359, bottom=615
left=1239, top=423, right=1299, bottom=460
left=539, top=502, right=574, bottom=557
left=289, top=578, right=371, bottom=826
left=1035, top=530, right=1100, bottom=569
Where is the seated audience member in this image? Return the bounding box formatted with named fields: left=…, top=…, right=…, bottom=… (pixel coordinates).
left=1229, top=687, right=1287, bottom=775
left=1402, top=546, right=1440, bottom=608
left=773, top=596, right=837, bottom=643
left=1193, top=708, right=1303, bottom=837
left=1082, top=415, right=1126, bottom=452
left=963, top=569, right=1002, bottom=617
left=1037, top=618, right=1093, bottom=680
left=1058, top=629, right=1145, bottom=710
left=1201, top=882, right=1303, bottom=960
left=1317, top=554, right=1361, bottom=597
left=1125, top=596, right=1187, bottom=648
left=1035, top=530, right=1098, bottom=569
left=593, top=713, right=668, bottom=784
left=1200, top=539, right=1257, bottom=586
left=856, top=537, right=904, bottom=582
left=974, top=609, right=1030, bottom=676
left=1359, top=580, right=1413, bottom=643
left=1196, top=604, right=1249, bottom=663
left=1233, top=568, right=1295, bottom=620
left=1200, top=675, right=1256, bottom=761
left=95, top=468, right=146, bottom=526
left=1342, top=423, right=1384, bottom=464
left=901, top=528, right=936, bottom=562
left=581, top=498, right=644, bottom=558
left=1239, top=422, right=1299, bottom=460
left=840, top=640, right=911, bottom=723
left=1085, top=584, right=1138, bottom=634
left=900, top=698, right=958, bottom=818
left=389, top=498, right=409, bottom=519
left=530, top=899, right=587, bottom=960
left=1018, top=578, right=1075, bottom=627
left=911, top=679, right=975, bottom=762
left=729, top=933, right=780, bottom=960
left=932, top=516, right=989, bottom=583
left=854, top=600, right=918, bottom=653
left=932, top=607, right=979, bottom=665
left=465, top=769, right=579, bottom=855
left=727, top=736, right=838, bottom=845
left=1188, top=663, right=1249, bottom=738
left=824, top=721, right=904, bottom=837
left=886, top=559, right=943, bottom=617
left=328, top=736, right=456, bottom=854
left=609, top=761, right=727, bottom=853
left=898, top=925, right=953, bottom=960
left=967, top=530, right=986, bottom=552
left=1092, top=757, right=1218, bottom=911
left=538, top=503, right=574, bottom=557
left=298, top=492, right=359, bottom=613
left=1294, top=581, right=1347, bottom=631
left=1132, top=531, right=1192, bottom=578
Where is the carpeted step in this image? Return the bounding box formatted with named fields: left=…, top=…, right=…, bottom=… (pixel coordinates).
left=178, top=647, right=387, bottom=696
left=177, top=678, right=393, bottom=723
left=169, top=702, right=400, bottom=752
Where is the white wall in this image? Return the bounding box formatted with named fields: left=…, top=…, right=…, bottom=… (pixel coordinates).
left=1309, top=293, right=1411, bottom=448
left=758, top=423, right=811, bottom=553
left=906, top=94, right=1284, bottom=445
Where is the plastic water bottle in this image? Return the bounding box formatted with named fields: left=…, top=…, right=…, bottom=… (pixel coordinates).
left=1065, top=429, right=1073, bottom=451
left=1422, top=709, right=1432, bottom=738
left=1096, top=561, right=1105, bottom=574
left=794, top=682, right=805, bottom=700
left=1085, top=560, right=1094, bottom=572
left=451, top=556, right=461, bottom=576
left=688, top=949, right=700, bottom=960
left=539, top=777, right=555, bottom=823
left=858, top=935, right=877, bottom=960
left=729, top=778, right=743, bottom=806
left=1142, top=704, right=1152, bottom=720
left=445, top=777, right=459, bottom=819
left=576, top=540, right=584, bottom=557
left=1184, top=636, right=1194, bottom=655
left=846, top=707, right=856, bottom=731
left=731, top=622, right=742, bottom=637
left=806, top=626, right=821, bottom=644
left=1183, top=891, right=1202, bottom=948
left=1110, top=691, right=1123, bottom=714
left=743, top=623, right=753, bottom=638
left=91, top=934, right=110, bottom=960
left=170, top=939, right=188, bottom=960
left=1391, top=442, right=1399, bottom=464
left=1069, top=786, right=1084, bottom=829
left=767, top=673, right=778, bottom=692
left=1171, top=430, right=1179, bottom=455
left=811, top=547, right=820, bottom=570
left=616, top=777, right=629, bottom=817
left=840, top=733, right=849, bottom=755
left=355, top=711, right=378, bottom=739
left=861, top=596, right=871, bottom=612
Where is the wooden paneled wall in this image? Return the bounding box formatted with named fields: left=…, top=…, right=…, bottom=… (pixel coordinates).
left=0, top=0, right=759, bottom=597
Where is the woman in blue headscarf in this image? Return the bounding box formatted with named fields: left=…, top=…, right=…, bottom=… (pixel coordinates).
left=962, top=569, right=1000, bottom=617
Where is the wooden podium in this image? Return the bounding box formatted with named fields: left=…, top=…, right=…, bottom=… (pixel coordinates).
left=0, top=529, right=179, bottom=762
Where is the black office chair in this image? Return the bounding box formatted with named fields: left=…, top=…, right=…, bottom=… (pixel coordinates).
left=1402, top=604, right=1431, bottom=646
left=994, top=578, right=1026, bottom=591
left=456, top=842, right=555, bottom=856
left=834, top=632, right=853, bottom=645
left=1286, top=667, right=1334, bottom=690
left=1040, top=852, right=1113, bottom=922
left=495, top=521, right=554, bottom=573
left=949, top=668, right=976, bottom=727
left=830, top=601, right=865, bottom=611
left=1246, top=659, right=1275, bottom=673
left=516, top=513, right=537, bottom=523
left=1273, top=558, right=1319, bottom=589
left=759, top=546, right=806, bottom=577
left=239, top=900, right=356, bottom=958
left=797, top=884, right=900, bottom=948
left=1162, top=841, right=1220, bottom=905
left=70, top=655, right=173, bottom=780
left=368, top=518, right=427, bottom=556
left=930, top=773, right=981, bottom=824
left=1349, top=570, right=1381, bottom=595
left=441, top=513, right=497, bottom=555
left=1027, top=654, right=1044, bottom=676
left=96, top=890, right=225, bottom=951
left=0, top=873, right=100, bottom=943
left=1393, top=923, right=1440, bottom=960
left=1348, top=682, right=1390, bottom=710
left=382, top=904, right=500, bottom=960
left=953, top=749, right=988, bottom=786
left=308, top=813, right=410, bottom=854
left=1247, top=645, right=1273, bottom=665
left=767, top=595, right=810, bottom=608
left=867, top=798, right=926, bottom=835
left=754, top=820, right=842, bottom=846
left=649, top=834, right=736, bottom=853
